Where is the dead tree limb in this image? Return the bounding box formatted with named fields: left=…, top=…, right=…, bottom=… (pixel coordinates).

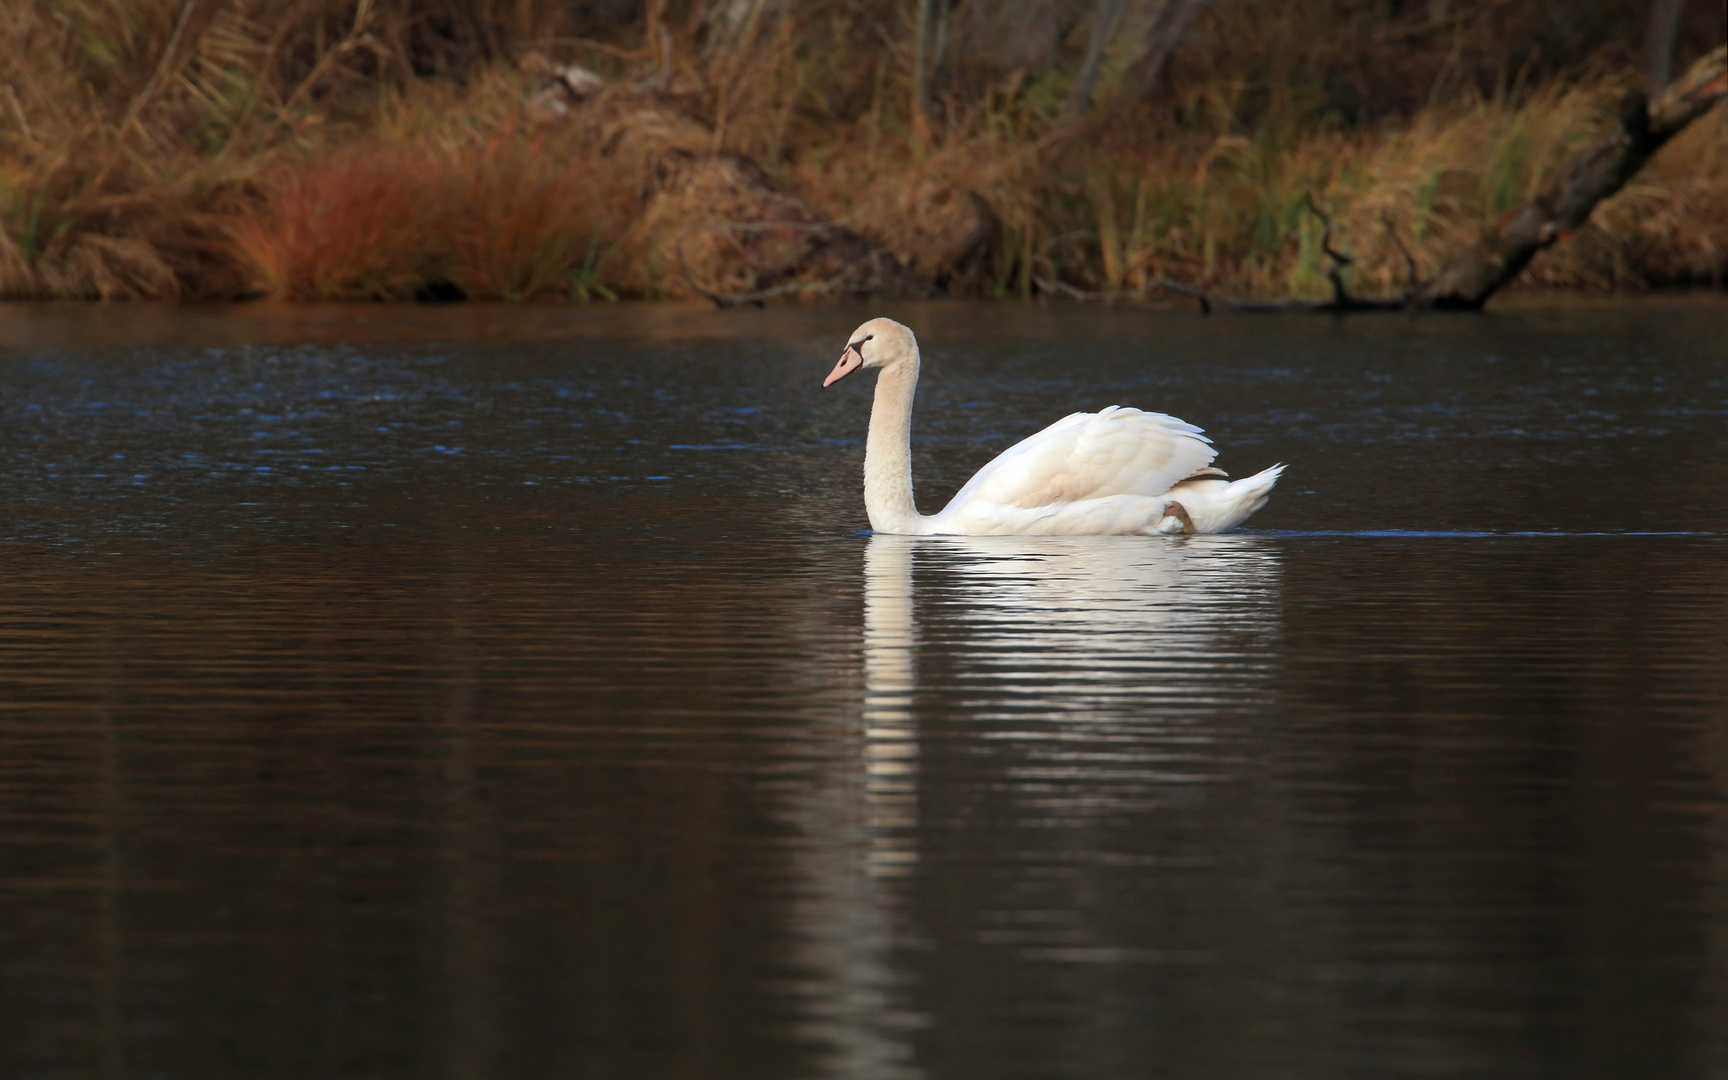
left=1042, top=49, right=1725, bottom=315
left=1414, top=45, right=1727, bottom=310
left=1033, top=273, right=1213, bottom=312
left=1123, top=0, right=1210, bottom=103
left=1381, top=210, right=1420, bottom=294
left=1031, top=231, right=1213, bottom=309
left=1283, top=193, right=1407, bottom=310
left=1063, top=0, right=1129, bottom=118
left=1305, top=192, right=1355, bottom=306
left=1033, top=224, right=1405, bottom=313
left=1645, top=0, right=1687, bottom=91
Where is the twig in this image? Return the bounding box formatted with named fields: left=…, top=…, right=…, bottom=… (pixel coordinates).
left=1034, top=273, right=1413, bottom=313
left=277, top=0, right=385, bottom=123
left=115, top=0, right=198, bottom=141
left=1032, top=274, right=1214, bottom=313
left=1381, top=209, right=1420, bottom=293
left=1033, top=231, right=1214, bottom=311
left=3, top=85, right=29, bottom=141
left=90, top=0, right=198, bottom=191
left=1145, top=276, right=1213, bottom=313
left=539, top=37, right=644, bottom=60
left=1034, top=228, right=1411, bottom=313
left=1303, top=191, right=1353, bottom=306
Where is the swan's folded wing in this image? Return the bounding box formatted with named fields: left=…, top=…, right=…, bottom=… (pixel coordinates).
left=942, top=406, right=1217, bottom=513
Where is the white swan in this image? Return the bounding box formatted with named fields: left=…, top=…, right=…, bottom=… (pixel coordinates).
left=822, top=317, right=1284, bottom=536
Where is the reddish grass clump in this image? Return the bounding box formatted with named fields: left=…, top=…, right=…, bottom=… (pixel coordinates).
left=227, top=136, right=632, bottom=301
left=441, top=135, right=633, bottom=302
left=227, top=147, right=443, bottom=301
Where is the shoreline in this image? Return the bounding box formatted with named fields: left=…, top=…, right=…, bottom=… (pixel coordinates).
left=4, top=5, right=1722, bottom=306
left=5, top=290, right=1723, bottom=353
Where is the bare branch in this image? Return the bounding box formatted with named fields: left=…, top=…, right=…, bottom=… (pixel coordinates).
left=1062, top=0, right=1128, bottom=119
left=3, top=85, right=29, bottom=141
left=1033, top=274, right=1212, bottom=312
left=1303, top=191, right=1355, bottom=306
left=1380, top=210, right=1420, bottom=293
left=91, top=0, right=199, bottom=190
left=1123, top=0, right=1209, bottom=103
left=1415, top=45, right=1727, bottom=310
left=1645, top=0, right=1686, bottom=91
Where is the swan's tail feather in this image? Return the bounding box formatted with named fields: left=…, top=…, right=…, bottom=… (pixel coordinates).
left=1156, top=463, right=1285, bottom=534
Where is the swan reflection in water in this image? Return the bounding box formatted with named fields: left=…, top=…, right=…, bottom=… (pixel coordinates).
left=869, top=531, right=1284, bottom=723
left=788, top=533, right=1282, bottom=1078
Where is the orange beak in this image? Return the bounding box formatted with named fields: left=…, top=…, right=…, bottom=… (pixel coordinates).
left=822, top=342, right=864, bottom=387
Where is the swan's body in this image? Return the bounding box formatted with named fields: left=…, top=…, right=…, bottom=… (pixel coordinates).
left=824, top=318, right=1283, bottom=536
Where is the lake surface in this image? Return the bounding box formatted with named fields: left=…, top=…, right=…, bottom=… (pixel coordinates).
left=1, top=299, right=1724, bottom=1080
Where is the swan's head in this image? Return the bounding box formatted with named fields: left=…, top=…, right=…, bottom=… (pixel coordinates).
left=823, top=317, right=917, bottom=387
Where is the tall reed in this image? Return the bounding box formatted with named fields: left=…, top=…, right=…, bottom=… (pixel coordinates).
left=227, top=131, right=631, bottom=301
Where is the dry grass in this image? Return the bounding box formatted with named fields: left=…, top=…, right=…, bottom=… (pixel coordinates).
left=808, top=68, right=1728, bottom=300
left=0, top=0, right=1722, bottom=302
left=226, top=132, right=631, bottom=301
left=0, top=1, right=636, bottom=301
left=226, top=144, right=441, bottom=300
left=442, top=134, right=632, bottom=302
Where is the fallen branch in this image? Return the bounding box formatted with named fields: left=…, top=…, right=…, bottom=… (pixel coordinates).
left=1036, top=47, right=1726, bottom=314
left=1032, top=274, right=1214, bottom=312
left=1033, top=230, right=1213, bottom=310
left=1033, top=223, right=1404, bottom=313
left=1305, top=191, right=1353, bottom=306
left=1381, top=209, right=1420, bottom=295
left=1414, top=44, right=1727, bottom=309
left=1031, top=270, right=1400, bottom=314
left=1292, top=192, right=1406, bottom=310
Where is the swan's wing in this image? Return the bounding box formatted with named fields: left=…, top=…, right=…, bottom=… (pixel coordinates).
left=941, top=406, right=1216, bottom=513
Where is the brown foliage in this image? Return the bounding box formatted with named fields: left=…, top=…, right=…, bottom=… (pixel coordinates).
left=0, top=0, right=1722, bottom=302
left=226, top=145, right=440, bottom=300
left=228, top=133, right=632, bottom=301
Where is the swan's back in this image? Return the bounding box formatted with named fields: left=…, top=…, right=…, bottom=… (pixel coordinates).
left=939, top=405, right=1217, bottom=518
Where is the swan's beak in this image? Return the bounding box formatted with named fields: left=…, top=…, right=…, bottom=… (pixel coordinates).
left=823, top=344, right=863, bottom=387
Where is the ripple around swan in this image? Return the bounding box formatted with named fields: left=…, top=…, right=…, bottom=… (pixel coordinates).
left=1247, top=528, right=1717, bottom=537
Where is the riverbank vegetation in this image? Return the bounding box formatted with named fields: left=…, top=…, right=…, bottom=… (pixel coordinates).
left=1, top=0, right=1723, bottom=302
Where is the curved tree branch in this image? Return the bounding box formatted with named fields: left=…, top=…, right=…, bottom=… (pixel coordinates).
left=1414, top=45, right=1727, bottom=310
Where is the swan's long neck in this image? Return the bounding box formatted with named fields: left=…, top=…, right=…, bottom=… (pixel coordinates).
left=863, top=354, right=922, bottom=534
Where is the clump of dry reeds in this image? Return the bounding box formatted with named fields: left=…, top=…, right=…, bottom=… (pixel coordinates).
left=227, top=131, right=632, bottom=301
left=225, top=145, right=440, bottom=300
left=1004, top=76, right=1728, bottom=299
left=782, top=65, right=1728, bottom=301
left=442, top=133, right=632, bottom=301
left=0, top=0, right=637, bottom=300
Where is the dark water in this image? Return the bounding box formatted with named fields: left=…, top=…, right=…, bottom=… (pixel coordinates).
left=1, top=299, right=1725, bottom=1080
